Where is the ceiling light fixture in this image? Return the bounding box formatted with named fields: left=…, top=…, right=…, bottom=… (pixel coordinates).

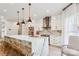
left=27, top=3, right=32, bottom=22
left=3, top=9, right=7, bottom=12
left=34, top=14, right=37, bottom=17
left=16, top=11, right=20, bottom=25
left=0, top=16, right=4, bottom=19
left=46, top=9, right=50, bottom=13
left=21, top=8, right=25, bottom=24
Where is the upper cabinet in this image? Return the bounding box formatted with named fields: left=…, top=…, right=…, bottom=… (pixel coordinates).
left=43, top=16, right=51, bottom=29
left=42, top=15, right=63, bottom=30
left=51, top=15, right=63, bottom=30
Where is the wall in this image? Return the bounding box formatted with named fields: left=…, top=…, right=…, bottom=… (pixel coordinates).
left=0, top=18, right=7, bottom=38
left=4, top=18, right=43, bottom=36
left=62, top=4, right=77, bottom=44
left=22, top=18, right=43, bottom=35
left=6, top=21, right=18, bottom=35
left=75, top=4, right=79, bottom=35
left=50, top=3, right=79, bottom=45
left=0, top=19, right=1, bottom=38
left=51, top=14, right=63, bottom=30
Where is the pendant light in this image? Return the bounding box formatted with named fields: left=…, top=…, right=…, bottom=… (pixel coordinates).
left=27, top=3, right=32, bottom=22
left=21, top=8, right=25, bottom=24
left=16, top=11, right=20, bottom=25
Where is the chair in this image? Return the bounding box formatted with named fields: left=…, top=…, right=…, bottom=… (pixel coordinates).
left=61, top=36, right=79, bottom=56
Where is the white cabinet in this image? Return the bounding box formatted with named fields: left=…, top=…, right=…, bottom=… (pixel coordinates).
left=51, top=15, right=63, bottom=30
left=51, top=17, right=57, bottom=30
left=50, top=35, right=63, bottom=46
left=50, top=15, right=63, bottom=46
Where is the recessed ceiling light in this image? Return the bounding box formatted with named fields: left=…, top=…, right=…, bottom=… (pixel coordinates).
left=33, top=14, right=37, bottom=17
left=0, top=16, right=4, bottom=19
left=46, top=9, right=50, bottom=13
left=9, top=3, right=14, bottom=5
left=3, top=9, right=7, bottom=12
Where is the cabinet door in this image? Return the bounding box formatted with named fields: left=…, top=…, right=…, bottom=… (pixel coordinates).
left=50, top=37, right=54, bottom=44
left=50, top=36, right=63, bottom=45
left=43, top=16, right=51, bottom=28
left=51, top=18, right=57, bottom=30
left=51, top=16, right=62, bottom=30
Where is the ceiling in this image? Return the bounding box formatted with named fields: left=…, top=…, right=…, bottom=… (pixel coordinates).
left=0, top=3, right=69, bottom=21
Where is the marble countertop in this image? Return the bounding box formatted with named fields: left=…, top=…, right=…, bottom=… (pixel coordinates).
left=5, top=35, right=47, bottom=41
left=4, top=35, right=49, bottom=56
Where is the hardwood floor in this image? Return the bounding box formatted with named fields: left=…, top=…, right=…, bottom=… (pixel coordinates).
left=49, top=45, right=61, bottom=56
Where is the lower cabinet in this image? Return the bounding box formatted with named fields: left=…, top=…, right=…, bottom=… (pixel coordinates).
left=50, top=35, right=63, bottom=46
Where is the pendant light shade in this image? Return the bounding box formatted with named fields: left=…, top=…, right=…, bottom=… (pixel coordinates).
left=29, top=3, right=31, bottom=6
left=27, top=17, right=32, bottom=22
left=21, top=20, right=25, bottom=24
left=21, top=8, right=25, bottom=24
left=16, top=21, right=20, bottom=25
left=16, top=11, right=20, bottom=25
left=27, top=3, right=32, bottom=22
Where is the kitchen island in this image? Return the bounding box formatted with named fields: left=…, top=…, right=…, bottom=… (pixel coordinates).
left=4, top=35, right=49, bottom=56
